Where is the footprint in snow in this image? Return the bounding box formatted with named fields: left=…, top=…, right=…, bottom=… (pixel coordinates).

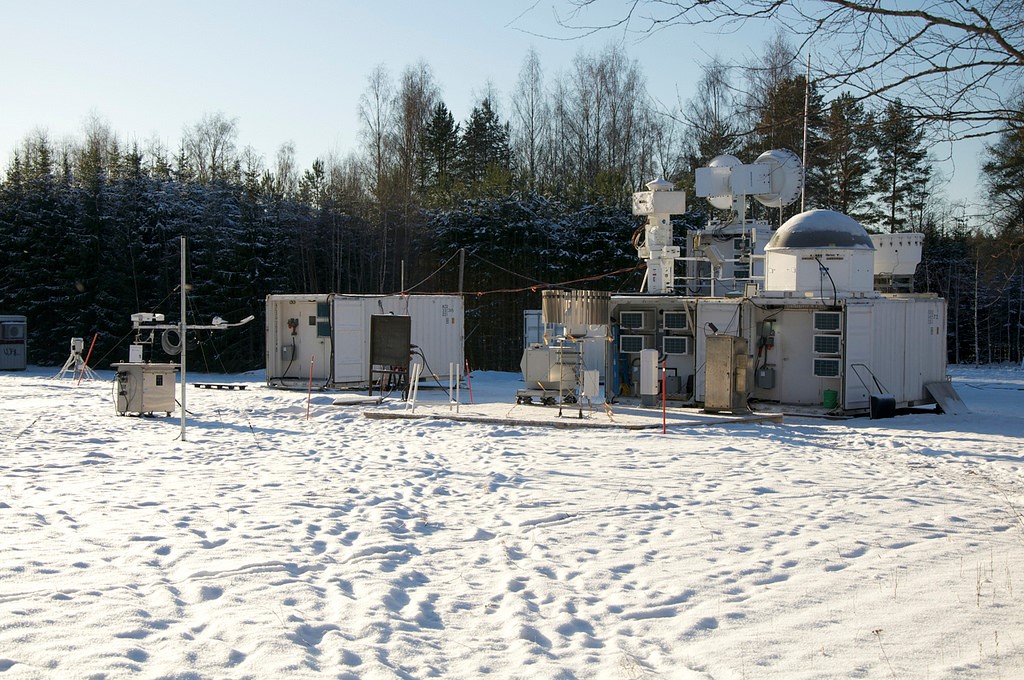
left=199, top=586, right=223, bottom=601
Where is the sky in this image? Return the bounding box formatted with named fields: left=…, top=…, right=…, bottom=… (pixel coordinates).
left=0, top=1, right=987, bottom=210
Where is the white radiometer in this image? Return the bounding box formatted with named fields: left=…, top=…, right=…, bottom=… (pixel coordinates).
left=698, top=154, right=746, bottom=210
left=753, top=149, right=803, bottom=208
left=631, top=177, right=686, bottom=216
left=130, top=312, right=165, bottom=325
left=695, top=149, right=803, bottom=211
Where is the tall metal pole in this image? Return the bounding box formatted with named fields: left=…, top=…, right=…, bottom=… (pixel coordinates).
left=801, top=52, right=811, bottom=213
left=458, top=248, right=465, bottom=295
left=180, top=235, right=187, bottom=441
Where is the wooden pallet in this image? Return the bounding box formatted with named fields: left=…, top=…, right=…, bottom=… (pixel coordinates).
left=192, top=383, right=247, bottom=390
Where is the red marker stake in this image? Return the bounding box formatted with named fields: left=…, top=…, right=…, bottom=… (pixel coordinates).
left=77, top=333, right=98, bottom=386
left=661, top=364, right=667, bottom=435
left=306, top=356, right=314, bottom=420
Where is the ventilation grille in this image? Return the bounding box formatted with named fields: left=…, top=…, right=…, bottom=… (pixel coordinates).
left=663, top=311, right=688, bottom=331
left=813, top=334, right=841, bottom=355
left=619, top=334, right=650, bottom=354
left=813, top=358, right=841, bottom=378
left=619, top=311, right=648, bottom=330
left=813, top=311, right=842, bottom=332
left=663, top=336, right=690, bottom=355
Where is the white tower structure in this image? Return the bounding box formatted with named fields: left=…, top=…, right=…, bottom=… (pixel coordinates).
left=631, top=177, right=686, bottom=294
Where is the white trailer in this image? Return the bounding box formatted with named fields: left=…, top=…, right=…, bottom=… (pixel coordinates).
left=266, top=294, right=464, bottom=389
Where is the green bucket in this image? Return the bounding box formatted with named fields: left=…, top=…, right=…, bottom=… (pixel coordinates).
left=822, top=389, right=838, bottom=409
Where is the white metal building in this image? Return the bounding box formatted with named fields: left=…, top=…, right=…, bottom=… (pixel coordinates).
left=605, top=208, right=946, bottom=414
left=265, top=294, right=464, bottom=389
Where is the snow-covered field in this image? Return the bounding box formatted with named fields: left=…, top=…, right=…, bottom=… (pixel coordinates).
left=1, top=365, right=1022, bottom=679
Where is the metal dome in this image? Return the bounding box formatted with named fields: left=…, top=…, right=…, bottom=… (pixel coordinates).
left=766, top=210, right=875, bottom=250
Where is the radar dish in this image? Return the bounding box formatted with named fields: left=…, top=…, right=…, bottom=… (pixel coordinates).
left=753, top=149, right=803, bottom=209
left=706, top=154, right=742, bottom=210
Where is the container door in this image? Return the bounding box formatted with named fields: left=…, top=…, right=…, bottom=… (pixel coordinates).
left=523, top=310, right=544, bottom=347
left=843, top=305, right=873, bottom=410
left=408, top=296, right=464, bottom=378
left=332, top=298, right=367, bottom=384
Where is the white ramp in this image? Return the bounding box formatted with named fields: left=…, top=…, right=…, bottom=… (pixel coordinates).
left=925, top=381, right=969, bottom=415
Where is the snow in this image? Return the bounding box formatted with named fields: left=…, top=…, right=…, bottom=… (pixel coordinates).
left=1, top=365, right=1023, bottom=678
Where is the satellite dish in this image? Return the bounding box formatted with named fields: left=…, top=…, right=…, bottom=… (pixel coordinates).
left=706, top=154, right=742, bottom=210
left=753, top=149, right=803, bottom=208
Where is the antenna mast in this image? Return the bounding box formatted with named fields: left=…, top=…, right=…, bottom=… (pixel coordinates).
left=180, top=235, right=187, bottom=441
left=801, top=52, right=811, bottom=212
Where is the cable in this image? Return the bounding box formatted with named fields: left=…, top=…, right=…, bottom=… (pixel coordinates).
left=468, top=264, right=647, bottom=296
left=467, top=251, right=549, bottom=286
left=411, top=347, right=453, bottom=400
left=815, top=256, right=838, bottom=307
left=403, top=249, right=464, bottom=293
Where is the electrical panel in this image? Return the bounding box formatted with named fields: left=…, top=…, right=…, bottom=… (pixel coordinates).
left=369, top=315, right=412, bottom=366
left=113, top=362, right=177, bottom=416
left=704, top=335, right=750, bottom=412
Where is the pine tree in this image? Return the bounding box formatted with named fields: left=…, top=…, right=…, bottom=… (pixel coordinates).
left=982, top=104, right=1024, bottom=248
left=458, top=98, right=512, bottom=194
left=871, top=99, right=931, bottom=233
left=819, top=93, right=875, bottom=221
left=419, top=102, right=461, bottom=205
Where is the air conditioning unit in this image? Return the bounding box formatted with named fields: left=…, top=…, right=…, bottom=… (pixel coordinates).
left=619, top=311, right=649, bottom=330
left=813, top=311, right=842, bottom=332
left=663, top=336, right=690, bottom=355
left=2, top=323, right=25, bottom=340
left=619, top=334, right=650, bottom=354
left=813, top=358, right=841, bottom=378
left=662, top=311, right=688, bottom=331
left=813, top=334, right=841, bottom=355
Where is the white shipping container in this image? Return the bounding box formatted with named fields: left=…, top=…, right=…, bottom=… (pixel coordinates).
left=265, top=295, right=334, bottom=387
left=845, top=297, right=946, bottom=409
left=679, top=295, right=947, bottom=412
left=331, top=295, right=464, bottom=386
left=266, top=294, right=464, bottom=389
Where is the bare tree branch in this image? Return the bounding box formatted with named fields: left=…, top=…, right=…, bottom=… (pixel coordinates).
left=546, top=0, right=1023, bottom=139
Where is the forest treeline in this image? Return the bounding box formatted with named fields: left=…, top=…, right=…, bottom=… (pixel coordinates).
left=1, top=41, right=1022, bottom=371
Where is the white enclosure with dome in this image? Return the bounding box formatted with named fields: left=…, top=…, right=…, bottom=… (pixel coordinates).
left=763, top=210, right=877, bottom=295
left=531, top=149, right=954, bottom=416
